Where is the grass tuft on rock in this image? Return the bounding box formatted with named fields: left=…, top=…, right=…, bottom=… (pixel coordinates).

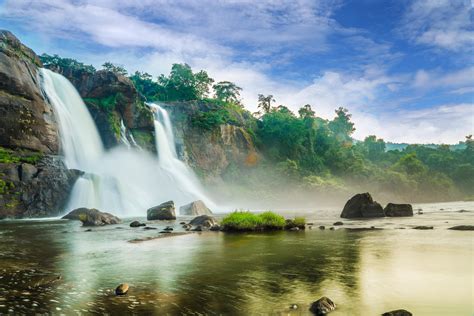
left=221, top=211, right=286, bottom=231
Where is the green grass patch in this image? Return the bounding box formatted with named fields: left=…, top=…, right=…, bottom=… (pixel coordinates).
left=221, top=211, right=286, bottom=231
left=0, top=147, right=42, bottom=164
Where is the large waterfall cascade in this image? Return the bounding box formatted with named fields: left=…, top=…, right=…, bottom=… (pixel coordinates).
left=40, top=68, right=214, bottom=215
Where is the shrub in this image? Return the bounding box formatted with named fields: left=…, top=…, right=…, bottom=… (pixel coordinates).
left=221, top=211, right=286, bottom=231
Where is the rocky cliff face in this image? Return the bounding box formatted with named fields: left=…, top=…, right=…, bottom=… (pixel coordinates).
left=44, top=63, right=155, bottom=151
left=0, top=30, right=79, bottom=218
left=162, top=101, right=259, bottom=182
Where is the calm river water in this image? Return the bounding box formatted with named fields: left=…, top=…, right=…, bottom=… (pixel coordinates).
left=0, top=201, right=473, bottom=315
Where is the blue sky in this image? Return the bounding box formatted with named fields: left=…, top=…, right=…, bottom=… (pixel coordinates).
left=0, top=0, right=473, bottom=143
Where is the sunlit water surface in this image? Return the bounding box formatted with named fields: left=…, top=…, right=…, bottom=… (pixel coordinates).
left=0, top=201, right=473, bottom=315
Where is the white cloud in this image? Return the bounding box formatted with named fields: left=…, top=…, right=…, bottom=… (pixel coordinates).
left=413, top=66, right=474, bottom=92
left=400, top=0, right=473, bottom=52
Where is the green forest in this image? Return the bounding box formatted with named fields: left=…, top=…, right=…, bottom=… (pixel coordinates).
left=40, top=54, right=474, bottom=202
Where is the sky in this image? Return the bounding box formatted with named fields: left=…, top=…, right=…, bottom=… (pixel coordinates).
left=0, top=0, right=473, bottom=144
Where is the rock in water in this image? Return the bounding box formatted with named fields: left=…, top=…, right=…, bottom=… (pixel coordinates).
left=309, top=297, right=336, bottom=315
left=62, top=208, right=121, bottom=226
left=382, top=309, right=412, bottom=316
left=340, top=193, right=385, bottom=218
left=413, top=226, right=433, bottom=230
left=384, top=203, right=413, bottom=217
left=179, top=200, right=213, bottom=216
left=333, top=221, right=343, bottom=226
left=448, top=225, right=474, bottom=231
left=130, top=221, right=145, bottom=227
left=147, top=201, right=176, bottom=220
left=189, top=215, right=218, bottom=229
left=115, top=283, right=129, bottom=295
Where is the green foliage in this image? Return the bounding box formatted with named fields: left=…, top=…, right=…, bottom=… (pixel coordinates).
left=84, top=94, right=119, bottom=111
left=213, top=81, right=242, bottom=104
left=0, top=147, right=42, bottom=164
left=221, top=211, right=285, bottom=231
left=293, top=217, right=306, bottom=226
left=102, top=62, right=128, bottom=75
left=0, top=179, right=6, bottom=194
left=40, top=54, right=95, bottom=73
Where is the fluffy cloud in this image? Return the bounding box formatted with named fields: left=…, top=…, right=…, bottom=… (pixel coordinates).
left=400, top=0, right=473, bottom=52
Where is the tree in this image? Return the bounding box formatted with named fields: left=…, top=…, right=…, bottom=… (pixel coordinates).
left=102, top=62, right=128, bottom=76
left=194, top=70, right=214, bottom=99
left=257, top=94, right=275, bottom=114
left=213, top=81, right=242, bottom=104
left=362, top=135, right=386, bottom=161
left=328, top=107, right=355, bottom=143
left=298, top=104, right=315, bottom=119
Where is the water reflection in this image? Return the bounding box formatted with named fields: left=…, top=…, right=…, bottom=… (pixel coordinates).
left=0, top=215, right=473, bottom=315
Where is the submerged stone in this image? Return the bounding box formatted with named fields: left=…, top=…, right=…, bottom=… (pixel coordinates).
left=413, top=226, right=433, bottom=230
left=130, top=221, right=145, bottom=227
left=309, top=296, right=336, bottom=315
left=448, top=225, right=474, bottom=231
left=189, top=215, right=218, bottom=229
left=382, top=309, right=412, bottom=316
left=115, top=283, right=129, bottom=295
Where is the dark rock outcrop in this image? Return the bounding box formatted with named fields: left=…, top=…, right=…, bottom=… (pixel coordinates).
left=382, top=309, right=412, bottom=316
left=62, top=208, right=121, bottom=226
left=448, top=225, right=474, bottom=231
left=0, top=30, right=59, bottom=153
left=384, top=203, right=413, bottom=217
left=147, top=201, right=176, bottom=220
left=0, top=31, right=81, bottom=219
left=179, top=200, right=213, bottom=216
left=340, top=193, right=385, bottom=218
left=0, top=155, right=81, bottom=219
left=189, top=215, right=218, bottom=229
left=309, top=296, right=336, bottom=315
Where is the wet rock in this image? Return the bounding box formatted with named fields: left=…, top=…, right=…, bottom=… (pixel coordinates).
left=285, top=219, right=306, bottom=230
left=129, top=221, right=145, bottom=227
left=179, top=221, right=186, bottom=225
left=147, top=201, right=176, bottom=220
left=179, top=200, right=213, bottom=216
left=333, top=221, right=343, bottom=226
left=163, top=226, right=173, bottom=231
left=62, top=208, right=121, bottom=226
left=340, top=193, right=384, bottom=218
left=319, top=226, right=325, bottom=230
left=115, top=283, right=129, bottom=295
left=329, top=227, right=335, bottom=230
left=189, top=215, right=218, bottom=229
left=345, top=227, right=382, bottom=232
left=144, top=226, right=157, bottom=230
left=289, top=304, right=298, bottom=310
left=413, top=226, right=433, bottom=230
left=210, top=225, right=221, bottom=231
left=191, top=226, right=203, bottom=231
left=384, top=203, right=413, bottom=217
left=448, top=225, right=474, bottom=231
left=20, top=163, right=37, bottom=182
left=309, top=296, right=336, bottom=315
left=458, top=209, right=469, bottom=213
left=182, top=224, right=192, bottom=230
left=417, top=210, right=423, bottom=215
left=289, top=227, right=300, bottom=231
left=382, top=309, right=412, bottom=316
left=159, top=230, right=171, bottom=234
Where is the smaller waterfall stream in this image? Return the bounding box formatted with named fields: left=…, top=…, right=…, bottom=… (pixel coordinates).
left=40, top=69, right=214, bottom=215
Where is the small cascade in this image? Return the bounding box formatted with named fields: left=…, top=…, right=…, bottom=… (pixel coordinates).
left=119, top=119, right=132, bottom=149
left=40, top=68, right=214, bottom=215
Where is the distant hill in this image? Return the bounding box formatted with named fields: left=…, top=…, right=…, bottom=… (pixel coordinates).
left=385, top=142, right=467, bottom=151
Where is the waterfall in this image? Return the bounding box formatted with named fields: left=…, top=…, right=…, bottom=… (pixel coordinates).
left=40, top=69, right=214, bottom=215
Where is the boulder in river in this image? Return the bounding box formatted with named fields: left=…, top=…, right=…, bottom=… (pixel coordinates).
left=382, top=309, right=412, bottom=316
left=147, top=200, right=176, bottom=220
left=309, top=296, right=336, bottom=315
left=333, top=221, right=343, bottom=226
left=448, top=225, right=474, bottom=231
left=340, top=193, right=384, bottom=218
left=130, top=221, right=145, bottom=227
left=62, top=208, right=121, bottom=226
left=115, top=283, right=129, bottom=295
left=179, top=200, right=213, bottom=216
left=189, top=215, right=218, bottom=229
left=384, top=203, right=413, bottom=217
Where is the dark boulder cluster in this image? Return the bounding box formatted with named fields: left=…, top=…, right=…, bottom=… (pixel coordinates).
left=340, top=193, right=413, bottom=219
left=62, top=208, right=121, bottom=226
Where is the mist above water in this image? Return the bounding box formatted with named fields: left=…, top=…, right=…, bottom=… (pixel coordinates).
left=40, top=68, right=214, bottom=216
